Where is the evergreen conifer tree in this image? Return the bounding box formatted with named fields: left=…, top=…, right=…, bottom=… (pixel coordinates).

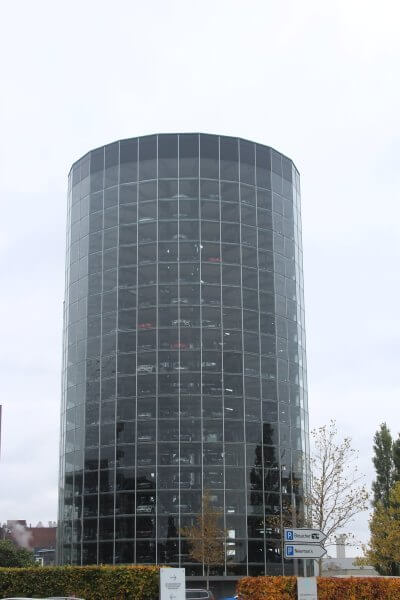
left=372, top=423, right=394, bottom=507
left=392, top=434, right=400, bottom=483
left=361, top=481, right=400, bottom=575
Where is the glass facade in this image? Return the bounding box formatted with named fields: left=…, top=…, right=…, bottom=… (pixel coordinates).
left=58, top=133, right=309, bottom=576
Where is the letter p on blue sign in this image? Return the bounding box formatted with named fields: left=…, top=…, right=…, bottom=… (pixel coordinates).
left=286, top=530, right=294, bottom=541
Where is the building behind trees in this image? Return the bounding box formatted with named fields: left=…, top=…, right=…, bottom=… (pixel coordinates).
left=1, top=520, right=56, bottom=565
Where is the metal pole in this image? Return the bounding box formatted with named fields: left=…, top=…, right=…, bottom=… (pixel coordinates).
left=291, top=492, right=297, bottom=576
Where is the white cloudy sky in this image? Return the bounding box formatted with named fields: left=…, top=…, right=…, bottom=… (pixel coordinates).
left=0, top=0, right=399, bottom=550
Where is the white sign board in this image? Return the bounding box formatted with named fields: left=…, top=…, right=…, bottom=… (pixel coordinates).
left=285, top=544, right=326, bottom=559
left=160, top=567, right=186, bottom=600
left=284, top=528, right=327, bottom=544
left=297, top=577, right=317, bottom=600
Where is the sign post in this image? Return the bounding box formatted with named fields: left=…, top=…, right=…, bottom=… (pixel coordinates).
left=283, top=528, right=327, bottom=599
left=160, top=568, right=186, bottom=600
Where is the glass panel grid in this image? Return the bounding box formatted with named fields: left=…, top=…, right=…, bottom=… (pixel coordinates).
left=59, top=134, right=309, bottom=577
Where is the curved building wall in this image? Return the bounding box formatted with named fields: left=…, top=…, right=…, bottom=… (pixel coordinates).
left=58, top=133, right=309, bottom=576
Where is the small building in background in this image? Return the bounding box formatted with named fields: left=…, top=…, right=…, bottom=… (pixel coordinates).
left=321, top=534, right=378, bottom=577
left=1, top=520, right=57, bottom=566
left=322, top=557, right=378, bottom=577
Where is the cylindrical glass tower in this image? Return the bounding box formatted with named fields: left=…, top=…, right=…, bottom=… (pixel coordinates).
left=58, top=134, right=310, bottom=578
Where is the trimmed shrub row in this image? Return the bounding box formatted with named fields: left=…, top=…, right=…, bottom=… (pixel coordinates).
left=3, top=568, right=400, bottom=600
left=237, top=575, right=400, bottom=600
left=0, top=565, right=160, bottom=600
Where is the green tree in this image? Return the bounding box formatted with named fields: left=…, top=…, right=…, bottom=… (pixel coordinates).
left=0, top=539, right=36, bottom=567
left=372, top=423, right=395, bottom=507
left=393, top=434, right=400, bottom=483
left=180, top=490, right=225, bottom=590
left=361, top=481, right=400, bottom=575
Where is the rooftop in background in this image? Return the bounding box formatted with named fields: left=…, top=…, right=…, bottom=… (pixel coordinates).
left=322, top=557, right=378, bottom=577
left=2, top=520, right=57, bottom=551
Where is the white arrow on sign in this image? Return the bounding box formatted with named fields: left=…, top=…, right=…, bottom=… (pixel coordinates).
left=284, top=528, right=327, bottom=544
left=284, top=543, right=327, bottom=559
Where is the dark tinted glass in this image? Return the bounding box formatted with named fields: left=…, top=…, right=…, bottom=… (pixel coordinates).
left=179, top=134, right=199, bottom=178
left=220, top=136, right=239, bottom=181
left=158, top=134, right=178, bottom=178
left=120, top=139, right=138, bottom=184
left=200, top=134, right=218, bottom=179
left=139, top=136, right=157, bottom=180
left=240, top=139, right=255, bottom=185
left=90, top=148, right=104, bottom=193
left=61, top=134, right=308, bottom=577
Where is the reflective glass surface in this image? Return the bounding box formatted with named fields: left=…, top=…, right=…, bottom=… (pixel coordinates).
left=59, top=134, right=309, bottom=576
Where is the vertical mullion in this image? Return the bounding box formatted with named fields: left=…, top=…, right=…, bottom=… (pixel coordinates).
left=134, top=138, right=139, bottom=565
left=155, top=135, right=159, bottom=564
left=97, top=146, right=106, bottom=566
left=62, top=183, right=70, bottom=564
left=177, top=137, right=181, bottom=567
left=218, top=137, right=226, bottom=577
left=77, top=177, right=83, bottom=566
left=255, top=144, right=266, bottom=576
left=113, top=141, right=121, bottom=565
left=238, top=141, right=249, bottom=576
left=198, top=134, right=204, bottom=578
left=273, top=157, right=284, bottom=576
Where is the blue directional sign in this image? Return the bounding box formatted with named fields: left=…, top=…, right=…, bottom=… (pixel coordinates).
left=284, top=528, right=327, bottom=544
left=284, top=543, right=327, bottom=559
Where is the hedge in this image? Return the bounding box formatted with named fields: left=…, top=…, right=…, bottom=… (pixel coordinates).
left=0, top=565, right=160, bottom=600
left=237, top=576, right=400, bottom=600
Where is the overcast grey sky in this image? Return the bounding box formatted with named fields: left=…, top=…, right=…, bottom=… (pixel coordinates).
left=0, top=0, right=399, bottom=550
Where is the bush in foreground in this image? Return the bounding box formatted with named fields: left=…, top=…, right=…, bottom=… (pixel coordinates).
left=237, top=575, right=400, bottom=600
left=0, top=565, right=159, bottom=600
